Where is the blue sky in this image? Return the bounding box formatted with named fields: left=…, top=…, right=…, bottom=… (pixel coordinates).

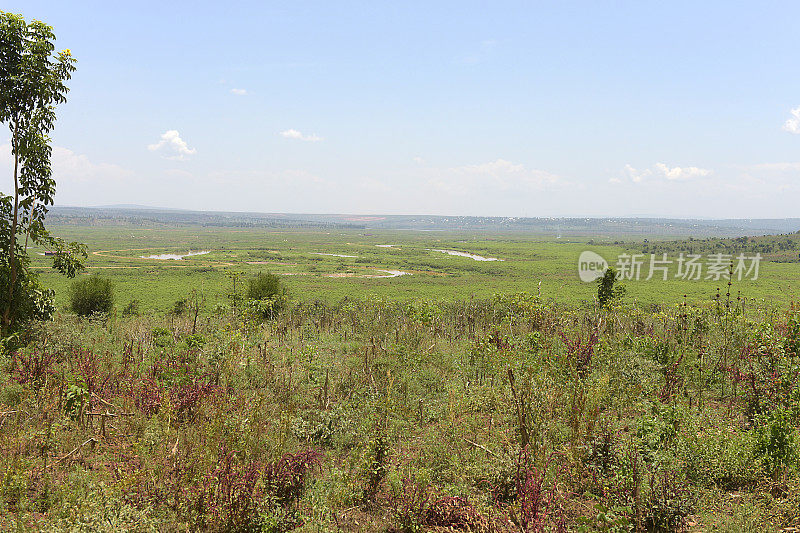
left=2, top=1, right=800, bottom=217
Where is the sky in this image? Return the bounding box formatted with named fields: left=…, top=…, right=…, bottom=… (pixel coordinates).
left=1, top=1, right=800, bottom=218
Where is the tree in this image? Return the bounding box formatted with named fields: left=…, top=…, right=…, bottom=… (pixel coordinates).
left=597, top=267, right=625, bottom=308
left=0, top=12, right=86, bottom=333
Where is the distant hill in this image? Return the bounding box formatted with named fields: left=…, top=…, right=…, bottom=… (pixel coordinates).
left=47, top=205, right=800, bottom=238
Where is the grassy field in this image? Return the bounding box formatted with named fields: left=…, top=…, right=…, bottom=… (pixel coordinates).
left=4, top=283, right=800, bottom=531
left=29, top=223, right=800, bottom=313
left=5, top=221, right=800, bottom=531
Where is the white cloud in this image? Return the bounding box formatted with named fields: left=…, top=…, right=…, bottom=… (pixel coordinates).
left=783, top=106, right=800, bottom=134
left=654, top=163, right=711, bottom=181
left=230, top=88, right=247, bottom=96
left=280, top=129, right=323, bottom=142
left=622, top=163, right=711, bottom=183
left=736, top=161, right=800, bottom=194
left=624, top=163, right=651, bottom=183
left=147, top=130, right=197, bottom=160
left=412, top=156, right=425, bottom=164
left=1, top=142, right=133, bottom=185
left=52, top=147, right=134, bottom=182
left=359, top=177, right=392, bottom=193
left=427, top=159, right=561, bottom=195
left=207, top=168, right=330, bottom=189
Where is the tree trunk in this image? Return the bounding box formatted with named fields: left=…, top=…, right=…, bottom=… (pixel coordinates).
left=3, top=122, right=19, bottom=332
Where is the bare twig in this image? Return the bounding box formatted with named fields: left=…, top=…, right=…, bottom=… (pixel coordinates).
left=91, top=391, right=120, bottom=411
left=49, top=437, right=98, bottom=468
left=85, top=411, right=135, bottom=417
left=462, top=437, right=498, bottom=458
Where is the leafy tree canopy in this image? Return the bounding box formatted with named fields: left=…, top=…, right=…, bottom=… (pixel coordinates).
left=0, top=12, right=86, bottom=334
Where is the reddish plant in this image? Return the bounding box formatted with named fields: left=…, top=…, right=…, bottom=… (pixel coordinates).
left=72, top=348, right=100, bottom=393
left=507, top=447, right=567, bottom=533
left=132, top=377, right=164, bottom=417
left=262, top=448, right=323, bottom=511
left=658, top=352, right=685, bottom=403
left=645, top=468, right=692, bottom=531
left=201, top=446, right=322, bottom=531
left=387, top=476, right=432, bottom=531
left=559, top=330, right=599, bottom=379
left=12, top=348, right=57, bottom=387
left=171, top=376, right=216, bottom=421
left=387, top=478, right=490, bottom=532
left=487, top=329, right=512, bottom=351
left=207, top=447, right=265, bottom=530
left=131, top=375, right=215, bottom=419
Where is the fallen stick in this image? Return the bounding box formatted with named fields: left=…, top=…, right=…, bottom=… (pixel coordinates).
left=85, top=411, right=135, bottom=417
left=50, top=437, right=98, bottom=467
left=462, top=437, right=498, bottom=458
left=91, top=392, right=121, bottom=411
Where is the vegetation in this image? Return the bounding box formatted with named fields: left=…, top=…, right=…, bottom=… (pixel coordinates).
left=596, top=267, right=625, bottom=308
left=24, top=222, right=800, bottom=314
left=636, top=232, right=800, bottom=263
left=247, top=272, right=284, bottom=302
left=68, top=275, right=114, bottom=316
left=2, top=288, right=800, bottom=530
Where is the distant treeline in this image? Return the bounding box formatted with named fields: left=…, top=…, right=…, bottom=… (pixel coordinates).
left=47, top=206, right=800, bottom=236
left=632, top=232, right=800, bottom=262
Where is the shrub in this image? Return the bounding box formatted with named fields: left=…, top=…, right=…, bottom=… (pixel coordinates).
left=0, top=381, right=23, bottom=407
left=0, top=263, right=58, bottom=334
left=247, top=272, right=284, bottom=301
left=172, top=298, right=188, bottom=316
left=597, top=267, right=625, bottom=308
left=644, top=469, right=693, bottom=531
left=756, top=408, right=797, bottom=476
left=12, top=348, right=57, bottom=388
left=69, top=276, right=114, bottom=316
left=121, top=299, right=140, bottom=317
left=386, top=476, right=489, bottom=532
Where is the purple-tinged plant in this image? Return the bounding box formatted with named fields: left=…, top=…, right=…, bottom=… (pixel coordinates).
left=559, top=330, right=599, bottom=379
left=12, top=348, right=56, bottom=387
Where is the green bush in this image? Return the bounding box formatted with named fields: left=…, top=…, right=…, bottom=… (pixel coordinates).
left=121, top=299, right=140, bottom=317
left=69, top=276, right=114, bottom=316
left=246, top=272, right=283, bottom=301
left=0, top=264, right=56, bottom=332
left=172, top=298, right=187, bottom=316
left=597, top=267, right=625, bottom=308
left=244, top=272, right=285, bottom=320
left=756, top=408, right=797, bottom=475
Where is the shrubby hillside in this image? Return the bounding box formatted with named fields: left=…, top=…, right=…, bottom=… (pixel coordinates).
left=2, top=294, right=799, bottom=531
